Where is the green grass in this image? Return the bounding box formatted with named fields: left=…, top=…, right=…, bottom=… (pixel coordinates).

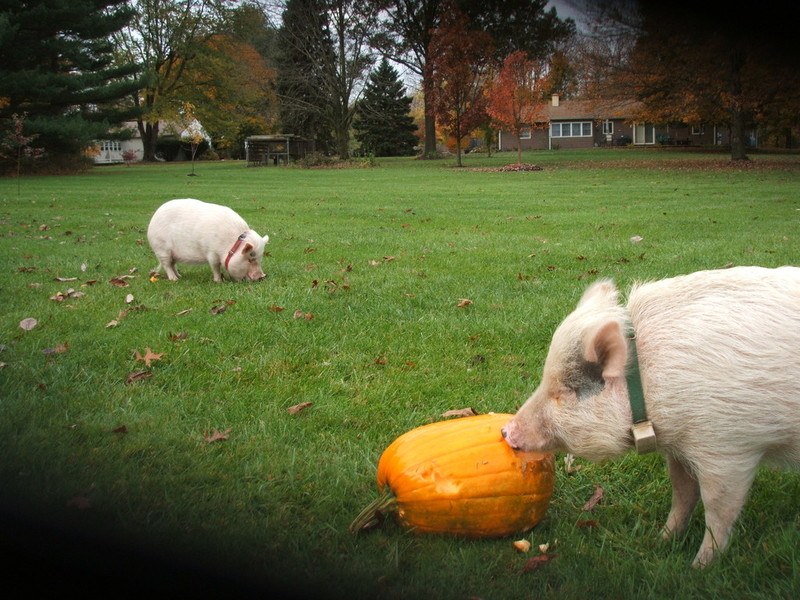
left=1, top=149, right=799, bottom=598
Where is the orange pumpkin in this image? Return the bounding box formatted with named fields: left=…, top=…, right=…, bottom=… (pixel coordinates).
left=349, top=413, right=555, bottom=537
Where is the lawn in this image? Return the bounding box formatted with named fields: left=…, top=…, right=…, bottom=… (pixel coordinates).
left=1, top=149, right=799, bottom=598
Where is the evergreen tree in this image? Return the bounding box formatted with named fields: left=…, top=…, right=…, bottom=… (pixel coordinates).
left=354, top=60, right=417, bottom=157
left=274, top=0, right=334, bottom=151
left=0, top=0, right=141, bottom=159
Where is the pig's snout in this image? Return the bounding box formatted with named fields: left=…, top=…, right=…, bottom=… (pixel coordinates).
left=501, top=421, right=522, bottom=450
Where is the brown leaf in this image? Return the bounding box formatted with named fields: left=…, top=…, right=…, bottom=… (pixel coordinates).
left=134, top=347, right=163, bottom=367
left=42, top=342, right=69, bottom=355
left=457, top=298, right=473, bottom=308
left=67, top=496, right=92, bottom=510
left=582, top=485, right=604, bottom=511
left=441, top=407, right=478, bottom=418
left=125, top=370, right=153, bottom=384
left=112, top=425, right=128, bottom=434
left=269, top=304, right=285, bottom=313
left=287, top=401, right=312, bottom=415
left=373, top=356, right=388, bottom=366
left=210, top=304, right=227, bottom=315
left=293, top=310, right=313, bottom=320
left=521, top=553, right=557, bottom=573
left=176, top=308, right=192, bottom=316
left=109, top=277, right=130, bottom=287
left=19, top=317, right=38, bottom=331
left=168, top=331, right=188, bottom=342
left=203, top=428, right=231, bottom=443
left=575, top=519, right=599, bottom=529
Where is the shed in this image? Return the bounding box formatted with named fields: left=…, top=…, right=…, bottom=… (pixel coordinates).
left=244, top=135, right=314, bottom=166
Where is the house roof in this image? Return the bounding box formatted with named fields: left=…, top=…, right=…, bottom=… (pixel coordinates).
left=523, top=97, right=642, bottom=123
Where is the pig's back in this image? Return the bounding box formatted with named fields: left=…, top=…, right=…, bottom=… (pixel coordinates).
left=149, top=199, right=248, bottom=235
left=626, top=266, right=800, bottom=462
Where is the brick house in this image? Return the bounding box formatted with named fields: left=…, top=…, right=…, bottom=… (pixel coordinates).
left=497, top=94, right=736, bottom=151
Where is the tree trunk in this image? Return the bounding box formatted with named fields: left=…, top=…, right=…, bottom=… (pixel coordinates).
left=422, top=62, right=437, bottom=158
left=730, top=107, right=748, bottom=161
left=138, top=119, right=160, bottom=162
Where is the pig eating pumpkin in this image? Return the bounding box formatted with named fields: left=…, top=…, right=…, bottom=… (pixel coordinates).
left=147, top=198, right=269, bottom=282
left=502, top=265, right=800, bottom=568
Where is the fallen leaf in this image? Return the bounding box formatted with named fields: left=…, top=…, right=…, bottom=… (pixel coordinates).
left=80, top=263, right=87, bottom=272
left=368, top=259, right=382, bottom=267
left=105, top=319, right=119, bottom=328
left=134, top=347, right=164, bottom=367
left=168, top=331, right=188, bottom=342
left=575, top=519, right=599, bottom=529
left=125, top=293, right=134, bottom=304
left=112, top=425, right=128, bottom=434
left=383, top=255, right=396, bottom=262
left=457, top=298, right=473, bottom=308
left=630, top=235, right=643, bottom=243
left=18, top=266, right=36, bottom=273
left=149, top=275, right=159, bottom=283
left=176, top=308, right=192, bottom=316
left=210, top=304, right=227, bottom=315
left=513, top=540, right=531, bottom=553
left=203, top=428, right=231, bottom=443
left=42, top=342, right=69, bottom=355
left=521, top=553, right=557, bottom=573
left=293, top=310, right=313, bottom=320
left=582, top=486, right=604, bottom=511
left=67, top=496, right=92, bottom=510
left=538, top=543, right=550, bottom=553
left=19, top=317, right=38, bottom=331
left=125, top=370, right=153, bottom=384
left=441, top=407, right=478, bottom=418
left=269, top=304, right=285, bottom=313
left=287, top=401, right=313, bottom=415
left=373, top=356, right=387, bottom=366
left=54, top=276, right=77, bottom=282
left=109, top=277, right=130, bottom=287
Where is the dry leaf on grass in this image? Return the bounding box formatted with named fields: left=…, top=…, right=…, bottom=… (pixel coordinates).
left=457, top=298, right=473, bottom=308
left=521, top=553, right=557, bottom=573
left=43, top=342, right=69, bottom=355
left=287, top=401, right=312, bottom=415
left=19, top=317, right=38, bottom=331
left=125, top=370, right=152, bottom=384
left=582, top=485, right=604, bottom=511
left=204, top=428, right=231, bottom=443
left=441, top=407, right=478, bottom=418
left=168, top=331, right=188, bottom=342
left=513, top=539, right=531, bottom=553
left=134, top=347, right=163, bottom=367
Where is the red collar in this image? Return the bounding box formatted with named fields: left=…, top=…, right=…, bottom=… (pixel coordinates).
left=225, top=232, right=249, bottom=270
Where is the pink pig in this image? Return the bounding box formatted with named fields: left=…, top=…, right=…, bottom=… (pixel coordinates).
left=502, top=265, right=800, bottom=567
left=147, top=198, right=269, bottom=282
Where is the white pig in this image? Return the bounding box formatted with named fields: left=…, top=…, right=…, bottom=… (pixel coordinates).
left=502, top=265, right=800, bottom=568
left=147, top=198, right=269, bottom=282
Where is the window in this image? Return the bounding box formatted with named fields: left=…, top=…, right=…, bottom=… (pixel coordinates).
left=691, top=125, right=703, bottom=135
left=551, top=121, right=592, bottom=138
left=520, top=126, right=531, bottom=139
left=101, top=141, right=121, bottom=152
left=602, top=120, right=614, bottom=135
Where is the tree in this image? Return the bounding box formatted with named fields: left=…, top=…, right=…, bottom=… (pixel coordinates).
left=113, top=0, right=227, bottom=161
left=487, top=51, right=547, bottom=164
left=354, top=59, right=418, bottom=156
left=276, top=0, right=378, bottom=158
left=0, top=0, right=140, bottom=161
left=429, top=2, right=494, bottom=166
left=579, top=0, right=800, bottom=160
left=275, top=0, right=335, bottom=151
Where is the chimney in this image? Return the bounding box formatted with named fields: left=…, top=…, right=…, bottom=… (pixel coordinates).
left=551, top=93, right=560, bottom=107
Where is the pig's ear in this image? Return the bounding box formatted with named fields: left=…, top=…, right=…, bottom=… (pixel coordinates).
left=262, top=234, right=270, bottom=244
left=577, top=279, right=619, bottom=308
left=584, top=320, right=627, bottom=380
left=241, top=242, right=254, bottom=255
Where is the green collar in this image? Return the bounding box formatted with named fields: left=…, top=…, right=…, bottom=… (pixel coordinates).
left=626, top=332, right=657, bottom=453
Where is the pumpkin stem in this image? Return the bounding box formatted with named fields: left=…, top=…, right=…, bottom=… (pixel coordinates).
left=348, top=490, right=397, bottom=534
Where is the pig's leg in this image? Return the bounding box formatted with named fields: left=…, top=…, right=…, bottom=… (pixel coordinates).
left=208, top=256, right=223, bottom=282
left=662, top=455, right=700, bottom=540
left=692, top=459, right=759, bottom=568
left=155, top=253, right=180, bottom=280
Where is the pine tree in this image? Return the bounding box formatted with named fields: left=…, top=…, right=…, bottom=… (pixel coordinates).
left=354, top=60, right=418, bottom=157
left=274, top=0, right=334, bottom=152
left=0, top=0, right=141, bottom=159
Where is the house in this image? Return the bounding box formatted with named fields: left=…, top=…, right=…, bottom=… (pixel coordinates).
left=497, top=94, right=734, bottom=151
left=89, top=121, right=144, bottom=164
